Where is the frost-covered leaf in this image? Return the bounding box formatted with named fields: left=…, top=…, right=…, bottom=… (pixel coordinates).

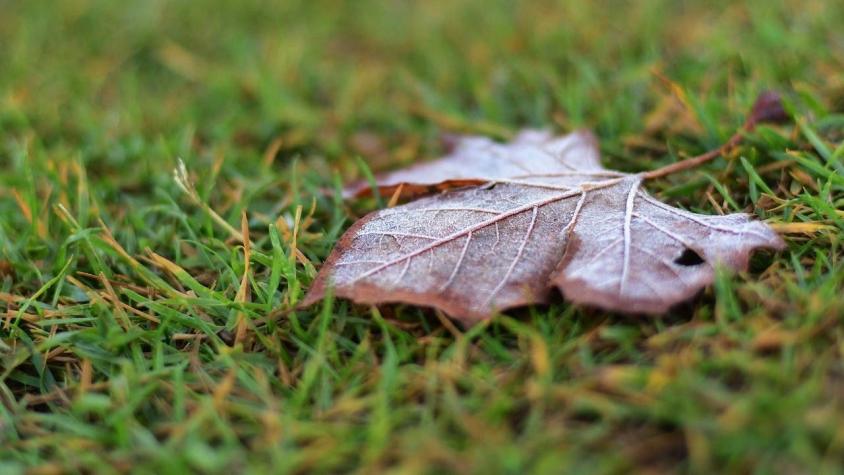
left=305, top=94, right=788, bottom=326
left=343, top=130, right=612, bottom=199
left=305, top=140, right=784, bottom=326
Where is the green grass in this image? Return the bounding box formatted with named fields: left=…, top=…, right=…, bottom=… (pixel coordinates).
left=1, top=0, right=843, bottom=473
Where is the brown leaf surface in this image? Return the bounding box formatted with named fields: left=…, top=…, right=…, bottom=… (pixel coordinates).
left=306, top=130, right=785, bottom=326
left=343, top=130, right=613, bottom=199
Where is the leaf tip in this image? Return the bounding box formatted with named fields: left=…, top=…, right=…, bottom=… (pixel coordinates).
left=749, top=91, right=789, bottom=127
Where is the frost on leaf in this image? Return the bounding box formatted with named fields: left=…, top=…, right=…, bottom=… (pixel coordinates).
left=304, top=130, right=785, bottom=326
left=343, top=130, right=613, bottom=199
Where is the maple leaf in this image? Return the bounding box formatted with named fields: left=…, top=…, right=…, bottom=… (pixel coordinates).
left=304, top=94, right=787, bottom=326
left=342, top=129, right=608, bottom=199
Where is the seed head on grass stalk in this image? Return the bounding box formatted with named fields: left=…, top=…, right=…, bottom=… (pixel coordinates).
left=173, top=158, right=249, bottom=245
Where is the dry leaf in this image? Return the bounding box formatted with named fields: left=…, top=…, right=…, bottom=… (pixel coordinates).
left=305, top=136, right=784, bottom=326
left=343, top=130, right=609, bottom=199
left=305, top=94, right=788, bottom=326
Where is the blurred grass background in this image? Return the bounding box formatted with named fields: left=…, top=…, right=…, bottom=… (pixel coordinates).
left=1, top=0, right=843, bottom=473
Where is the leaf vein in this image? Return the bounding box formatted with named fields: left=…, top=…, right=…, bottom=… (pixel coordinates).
left=485, top=206, right=539, bottom=305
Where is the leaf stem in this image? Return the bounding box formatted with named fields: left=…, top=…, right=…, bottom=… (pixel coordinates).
left=642, top=91, right=788, bottom=181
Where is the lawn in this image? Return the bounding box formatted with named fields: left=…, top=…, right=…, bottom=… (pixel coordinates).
left=1, top=0, right=843, bottom=473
